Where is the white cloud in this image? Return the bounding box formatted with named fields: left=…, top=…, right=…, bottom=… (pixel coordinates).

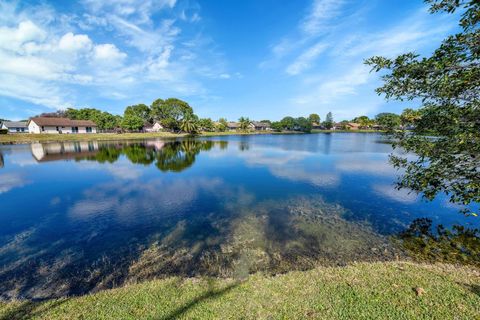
left=58, top=32, right=92, bottom=52
left=0, top=20, right=46, bottom=52
left=286, top=41, right=328, bottom=75
left=301, top=0, right=345, bottom=36
left=0, top=173, right=29, bottom=194
left=93, top=43, right=127, bottom=65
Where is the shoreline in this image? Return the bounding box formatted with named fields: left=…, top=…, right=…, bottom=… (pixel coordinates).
left=1, top=261, right=478, bottom=319
left=0, top=130, right=384, bottom=145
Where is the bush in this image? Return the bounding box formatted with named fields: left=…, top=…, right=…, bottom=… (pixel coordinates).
left=0, top=129, right=8, bottom=134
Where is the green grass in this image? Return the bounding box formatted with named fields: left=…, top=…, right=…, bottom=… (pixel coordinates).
left=0, top=130, right=385, bottom=144
left=1, top=261, right=479, bottom=319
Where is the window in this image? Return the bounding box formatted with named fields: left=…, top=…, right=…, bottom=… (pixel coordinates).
left=16, top=128, right=20, bottom=132
left=72, top=127, right=79, bottom=133
left=41, top=126, right=44, bottom=132
left=86, top=127, right=92, bottom=133
left=56, top=126, right=59, bottom=131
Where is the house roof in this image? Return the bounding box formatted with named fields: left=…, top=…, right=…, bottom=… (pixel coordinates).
left=227, top=122, right=240, bottom=128
left=3, top=121, right=28, bottom=128
left=29, top=117, right=97, bottom=127
left=251, top=121, right=270, bottom=128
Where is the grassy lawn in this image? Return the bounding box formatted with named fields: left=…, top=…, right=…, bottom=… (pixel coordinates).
left=1, top=261, right=478, bottom=319
left=0, top=130, right=385, bottom=144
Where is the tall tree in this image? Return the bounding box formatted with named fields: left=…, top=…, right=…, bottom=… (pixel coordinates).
left=323, top=112, right=334, bottom=129
left=124, top=104, right=151, bottom=123
left=150, top=98, right=194, bottom=131
left=180, top=114, right=198, bottom=134
left=366, top=0, right=480, bottom=215
left=375, top=113, right=401, bottom=131
left=216, top=118, right=228, bottom=132
left=280, top=116, right=295, bottom=130
left=238, top=117, right=251, bottom=131
left=308, top=113, right=321, bottom=124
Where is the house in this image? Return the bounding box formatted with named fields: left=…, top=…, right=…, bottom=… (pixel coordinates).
left=28, top=117, right=97, bottom=134
left=312, top=122, right=324, bottom=130
left=251, top=121, right=271, bottom=131
left=227, top=122, right=240, bottom=130
left=333, top=122, right=361, bottom=130
left=144, top=122, right=164, bottom=132
left=1, top=121, right=29, bottom=133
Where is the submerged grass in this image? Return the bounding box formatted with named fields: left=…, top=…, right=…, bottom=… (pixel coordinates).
left=1, top=261, right=479, bottom=319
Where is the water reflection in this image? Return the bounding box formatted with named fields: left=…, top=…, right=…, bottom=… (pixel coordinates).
left=0, top=134, right=477, bottom=300
left=29, top=140, right=216, bottom=172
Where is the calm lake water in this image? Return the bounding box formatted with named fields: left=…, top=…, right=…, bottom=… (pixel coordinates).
left=0, top=133, right=477, bottom=299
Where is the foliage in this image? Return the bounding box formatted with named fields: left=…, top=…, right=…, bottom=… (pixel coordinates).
left=294, top=117, right=312, bottom=133
left=400, top=108, right=422, bottom=126
left=121, top=114, right=144, bottom=131
left=198, top=118, right=215, bottom=132
left=308, top=113, right=320, bottom=124
left=374, top=113, right=401, bottom=131
left=323, top=112, right=334, bottom=129
left=0, top=129, right=8, bottom=134
left=270, top=121, right=283, bottom=132
left=280, top=116, right=295, bottom=130
left=66, top=108, right=121, bottom=130
left=399, top=218, right=480, bottom=266
left=180, top=114, right=199, bottom=133
left=238, top=117, right=251, bottom=131
left=124, top=104, right=151, bottom=123
left=216, top=118, right=228, bottom=132
left=366, top=0, right=480, bottom=214
left=150, top=98, right=194, bottom=131
left=353, top=115, right=373, bottom=128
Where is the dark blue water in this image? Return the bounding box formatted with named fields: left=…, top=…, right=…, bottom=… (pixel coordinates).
left=0, top=133, right=477, bottom=299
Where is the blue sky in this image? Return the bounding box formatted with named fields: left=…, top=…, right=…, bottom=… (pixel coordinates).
left=0, top=0, right=459, bottom=121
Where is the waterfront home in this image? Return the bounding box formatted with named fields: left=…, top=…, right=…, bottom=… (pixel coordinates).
left=333, top=122, right=361, bottom=130
left=227, top=122, right=240, bottom=130
left=144, top=122, right=164, bottom=132
left=1, top=121, right=29, bottom=133
left=251, top=121, right=271, bottom=131
left=28, top=117, right=97, bottom=134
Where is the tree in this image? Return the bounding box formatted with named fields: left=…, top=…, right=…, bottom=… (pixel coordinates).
left=121, top=114, right=144, bottom=131
left=400, top=108, right=422, bottom=127
left=308, top=113, right=320, bottom=124
left=353, top=115, right=372, bottom=128
left=323, top=112, right=334, bottom=129
left=271, top=121, right=283, bottom=132
left=280, top=116, right=295, bottom=130
left=365, top=0, right=480, bottom=215
left=180, top=114, right=198, bottom=133
left=295, top=117, right=312, bottom=133
left=124, top=104, right=151, bottom=123
left=198, top=118, right=215, bottom=132
left=238, top=117, right=251, bottom=131
left=65, top=107, right=121, bottom=130
left=375, top=113, right=401, bottom=131
left=216, top=118, right=228, bottom=132
left=150, top=98, right=194, bottom=131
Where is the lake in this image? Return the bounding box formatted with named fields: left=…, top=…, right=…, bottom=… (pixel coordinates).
left=0, top=133, right=477, bottom=299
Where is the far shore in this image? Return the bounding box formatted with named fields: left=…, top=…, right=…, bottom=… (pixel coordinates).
left=0, top=130, right=384, bottom=144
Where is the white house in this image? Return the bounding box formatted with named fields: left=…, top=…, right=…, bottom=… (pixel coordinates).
left=28, top=117, right=97, bottom=134
left=144, top=122, right=164, bottom=132
left=1, top=121, right=29, bottom=133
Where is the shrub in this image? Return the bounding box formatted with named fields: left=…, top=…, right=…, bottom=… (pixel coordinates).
left=0, top=129, right=8, bottom=134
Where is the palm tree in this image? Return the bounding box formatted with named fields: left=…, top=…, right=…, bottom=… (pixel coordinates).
left=238, top=117, right=251, bottom=131
left=180, top=115, right=198, bottom=133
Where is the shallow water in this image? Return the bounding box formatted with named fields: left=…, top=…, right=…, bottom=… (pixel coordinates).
left=0, top=133, right=477, bottom=299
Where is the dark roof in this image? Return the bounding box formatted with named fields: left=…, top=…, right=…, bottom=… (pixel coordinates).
left=3, top=121, right=28, bottom=128
left=29, top=117, right=97, bottom=127
left=252, top=121, right=270, bottom=128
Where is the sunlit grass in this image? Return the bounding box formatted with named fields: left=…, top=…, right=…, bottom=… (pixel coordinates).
left=1, top=261, right=478, bottom=319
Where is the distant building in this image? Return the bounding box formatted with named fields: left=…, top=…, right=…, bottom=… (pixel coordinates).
left=227, top=122, right=240, bottom=130
left=144, top=122, right=164, bottom=132
left=27, top=117, right=97, bottom=134
left=1, top=121, right=29, bottom=133
left=333, top=122, right=360, bottom=130
left=251, top=121, right=271, bottom=131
